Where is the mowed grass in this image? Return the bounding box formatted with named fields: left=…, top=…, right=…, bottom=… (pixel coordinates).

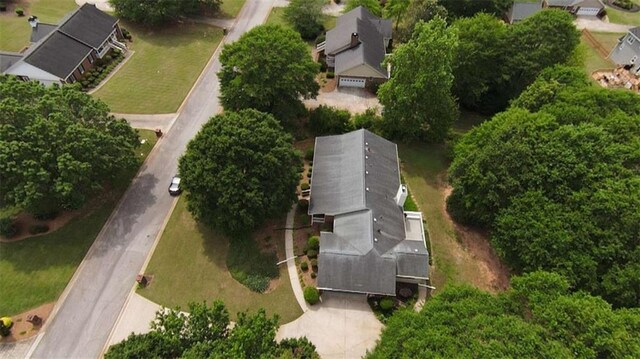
left=605, top=1, right=640, bottom=26
left=220, top=0, right=247, bottom=18
left=93, top=22, right=223, bottom=113
left=0, top=130, right=158, bottom=315
left=139, top=197, right=302, bottom=324
left=0, top=0, right=77, bottom=52
left=579, top=32, right=625, bottom=75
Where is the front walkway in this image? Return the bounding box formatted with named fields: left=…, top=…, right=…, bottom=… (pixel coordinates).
left=107, top=293, right=161, bottom=347
left=285, top=205, right=309, bottom=312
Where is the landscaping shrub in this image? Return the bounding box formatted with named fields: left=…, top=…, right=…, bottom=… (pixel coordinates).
left=304, top=148, right=314, bottom=161
left=315, top=33, right=326, bottom=45
left=304, top=286, right=320, bottom=304
left=310, top=272, right=317, bottom=279
left=310, top=258, right=318, bottom=271
left=244, top=274, right=271, bottom=293
left=0, top=217, right=18, bottom=238
left=379, top=297, right=394, bottom=312
left=307, top=249, right=318, bottom=259
left=352, top=108, right=381, bottom=131
left=301, top=182, right=310, bottom=190
left=104, top=55, right=113, bottom=62
left=319, top=59, right=328, bottom=73
left=298, top=198, right=309, bottom=211
left=81, top=81, right=90, bottom=87
left=28, top=224, right=49, bottom=235
left=307, top=236, right=320, bottom=251
left=300, top=261, right=309, bottom=271
left=306, top=172, right=312, bottom=178
left=326, top=72, right=335, bottom=79
left=33, top=210, right=58, bottom=221
left=15, top=7, right=24, bottom=16
left=613, top=0, right=634, bottom=9
left=309, top=105, right=352, bottom=136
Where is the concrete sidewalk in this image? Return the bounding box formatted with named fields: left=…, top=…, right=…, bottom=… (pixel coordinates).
left=574, top=17, right=633, bottom=33
left=284, top=205, right=309, bottom=313
left=107, top=294, right=161, bottom=346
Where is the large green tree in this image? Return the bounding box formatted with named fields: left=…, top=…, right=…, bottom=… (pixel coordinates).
left=447, top=73, right=640, bottom=306
left=178, top=109, right=299, bottom=235
left=284, top=0, right=325, bottom=40
left=378, top=17, right=458, bottom=142
left=395, top=0, right=447, bottom=44
left=438, top=0, right=511, bottom=19
left=218, top=24, right=319, bottom=123
left=0, top=76, right=139, bottom=216
left=105, top=301, right=319, bottom=358
left=344, top=0, right=383, bottom=17
left=110, top=0, right=221, bottom=26
left=451, top=13, right=507, bottom=110
left=368, top=272, right=640, bottom=358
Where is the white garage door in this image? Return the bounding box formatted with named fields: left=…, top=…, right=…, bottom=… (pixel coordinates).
left=339, top=77, right=366, bottom=88
left=576, top=7, right=600, bottom=16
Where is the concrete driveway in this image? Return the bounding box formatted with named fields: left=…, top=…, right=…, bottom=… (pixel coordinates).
left=305, top=87, right=381, bottom=115
left=574, top=16, right=634, bottom=32
left=277, top=292, right=383, bottom=359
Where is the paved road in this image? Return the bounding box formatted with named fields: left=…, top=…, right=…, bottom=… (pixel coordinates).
left=28, top=1, right=275, bottom=358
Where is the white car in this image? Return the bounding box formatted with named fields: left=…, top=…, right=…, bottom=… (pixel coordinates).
left=168, top=176, right=182, bottom=196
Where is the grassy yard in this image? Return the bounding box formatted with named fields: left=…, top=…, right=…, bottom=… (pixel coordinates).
left=605, top=1, right=640, bottom=26
left=0, top=0, right=77, bottom=52
left=93, top=22, right=223, bottom=113
left=0, top=130, right=157, bottom=316
left=139, top=197, right=302, bottom=324
left=579, top=32, right=625, bottom=75
left=220, top=0, right=247, bottom=18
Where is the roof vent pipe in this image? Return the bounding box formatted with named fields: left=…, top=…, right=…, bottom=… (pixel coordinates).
left=350, top=32, right=359, bottom=48
left=395, top=184, right=407, bottom=207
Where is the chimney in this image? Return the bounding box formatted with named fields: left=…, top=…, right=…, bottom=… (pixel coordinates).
left=350, top=32, right=359, bottom=48
left=395, top=184, right=407, bottom=208
left=28, top=16, right=39, bottom=29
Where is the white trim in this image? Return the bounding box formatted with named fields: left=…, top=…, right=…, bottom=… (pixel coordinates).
left=317, top=286, right=393, bottom=296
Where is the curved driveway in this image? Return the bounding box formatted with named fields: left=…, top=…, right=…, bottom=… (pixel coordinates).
left=27, top=1, right=275, bottom=357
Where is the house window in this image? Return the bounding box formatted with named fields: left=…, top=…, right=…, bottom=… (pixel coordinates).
left=78, top=63, right=85, bottom=74
left=629, top=36, right=636, bottom=45
left=68, top=74, right=77, bottom=83
left=88, top=53, right=95, bottom=64
left=17, top=75, right=30, bottom=81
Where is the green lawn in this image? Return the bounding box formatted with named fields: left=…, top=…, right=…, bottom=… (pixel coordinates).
left=579, top=32, right=624, bottom=75
left=93, top=22, right=223, bottom=113
left=0, top=130, right=157, bottom=316
left=220, top=0, right=247, bottom=18
left=139, top=197, right=302, bottom=324
left=0, top=0, right=77, bottom=52
left=605, top=1, right=640, bottom=26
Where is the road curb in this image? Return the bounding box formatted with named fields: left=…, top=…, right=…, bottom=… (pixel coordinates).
left=99, top=196, right=179, bottom=357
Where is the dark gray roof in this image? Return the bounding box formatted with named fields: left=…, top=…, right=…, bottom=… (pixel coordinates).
left=631, top=27, right=640, bottom=40
left=575, top=0, right=604, bottom=8
left=506, top=1, right=542, bottom=23
left=325, top=6, right=390, bottom=77
left=0, top=52, right=23, bottom=72
left=609, top=31, right=640, bottom=69
left=310, top=129, right=429, bottom=295
left=59, top=3, right=118, bottom=48
left=30, top=23, right=57, bottom=43
left=545, top=0, right=579, bottom=6
left=24, top=31, right=92, bottom=78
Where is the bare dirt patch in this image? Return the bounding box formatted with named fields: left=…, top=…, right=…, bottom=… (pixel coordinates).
left=440, top=184, right=510, bottom=292
left=0, top=302, right=53, bottom=342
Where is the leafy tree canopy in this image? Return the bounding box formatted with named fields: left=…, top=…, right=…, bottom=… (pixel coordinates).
left=178, top=109, right=300, bottom=235
left=0, top=76, right=139, bottom=216
left=284, top=0, right=325, bottom=40
left=368, top=272, right=640, bottom=358
left=378, top=17, right=458, bottom=142
left=448, top=73, right=640, bottom=306
left=344, top=0, right=383, bottom=17
left=395, top=0, right=447, bottom=44
left=218, top=24, right=319, bottom=124
left=110, top=0, right=221, bottom=26
left=438, top=0, right=512, bottom=19
left=105, top=300, right=319, bottom=359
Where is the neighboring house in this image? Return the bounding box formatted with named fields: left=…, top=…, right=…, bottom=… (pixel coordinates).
left=3, top=4, right=126, bottom=86
left=544, top=0, right=605, bottom=16
left=308, top=129, right=430, bottom=296
left=317, top=6, right=392, bottom=88
left=505, top=0, right=544, bottom=24
left=609, top=27, right=640, bottom=75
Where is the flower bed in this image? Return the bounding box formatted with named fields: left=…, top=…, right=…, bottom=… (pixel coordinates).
left=81, top=50, right=125, bottom=90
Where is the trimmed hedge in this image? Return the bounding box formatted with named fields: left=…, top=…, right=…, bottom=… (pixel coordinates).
left=307, top=249, right=318, bottom=259
left=301, top=182, right=310, bottom=190
left=304, top=286, right=320, bottom=305
left=300, top=261, right=309, bottom=271
left=304, top=148, right=314, bottom=161
left=310, top=258, right=318, bottom=271
left=379, top=297, right=394, bottom=311
left=310, top=272, right=317, bottom=279
left=307, top=236, right=319, bottom=251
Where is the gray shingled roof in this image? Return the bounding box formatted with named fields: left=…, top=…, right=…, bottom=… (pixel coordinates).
left=24, top=31, right=92, bottom=78
left=630, top=27, right=640, bottom=40
left=310, top=129, right=429, bottom=295
left=0, top=52, right=23, bottom=73
left=59, top=3, right=118, bottom=48
left=30, top=23, right=57, bottom=43
left=506, top=1, right=543, bottom=23
left=609, top=31, right=640, bottom=70
left=546, top=0, right=580, bottom=6
left=576, top=0, right=604, bottom=8
left=325, top=6, right=390, bottom=77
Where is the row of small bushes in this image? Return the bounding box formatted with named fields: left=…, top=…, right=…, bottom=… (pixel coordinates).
left=613, top=0, right=635, bottom=9
left=81, top=50, right=125, bottom=90
left=0, top=217, right=50, bottom=238
left=304, top=286, right=320, bottom=305
left=308, top=106, right=382, bottom=137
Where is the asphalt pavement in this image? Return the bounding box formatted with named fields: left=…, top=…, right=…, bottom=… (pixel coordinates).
left=27, top=1, right=275, bottom=357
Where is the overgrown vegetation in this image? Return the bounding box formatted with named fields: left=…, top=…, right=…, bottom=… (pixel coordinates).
left=227, top=237, right=279, bottom=293
left=110, top=0, right=221, bottom=26
left=369, top=271, right=640, bottom=358
left=448, top=65, right=640, bottom=307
